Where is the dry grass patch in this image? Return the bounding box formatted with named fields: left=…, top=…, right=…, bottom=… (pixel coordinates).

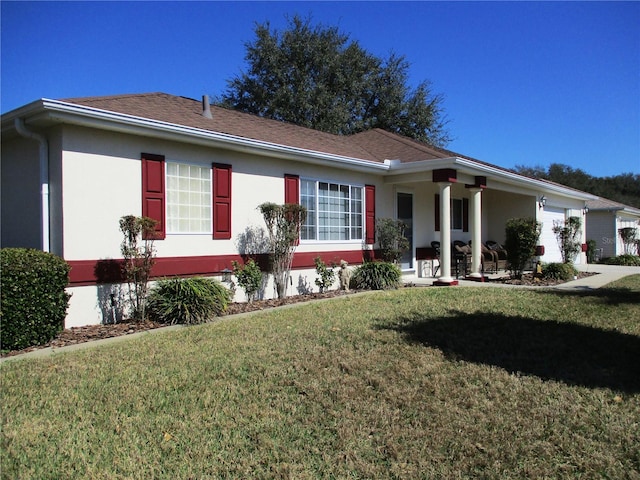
left=2, top=278, right=639, bottom=479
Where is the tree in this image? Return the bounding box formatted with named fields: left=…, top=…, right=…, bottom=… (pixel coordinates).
left=513, top=163, right=640, bottom=209
left=258, top=202, right=307, bottom=299
left=219, top=15, right=451, bottom=147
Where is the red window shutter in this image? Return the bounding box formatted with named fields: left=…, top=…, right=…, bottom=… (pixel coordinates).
left=463, top=198, right=469, bottom=232
left=284, top=174, right=300, bottom=204
left=434, top=194, right=440, bottom=232
left=141, top=153, right=165, bottom=240
left=365, top=185, right=376, bottom=244
left=212, top=163, right=232, bottom=239
left=284, top=174, right=300, bottom=244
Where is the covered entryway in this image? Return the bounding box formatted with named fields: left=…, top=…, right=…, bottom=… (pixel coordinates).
left=540, top=207, right=565, bottom=263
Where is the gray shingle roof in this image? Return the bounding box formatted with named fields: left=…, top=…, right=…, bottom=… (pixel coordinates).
left=586, top=197, right=640, bottom=214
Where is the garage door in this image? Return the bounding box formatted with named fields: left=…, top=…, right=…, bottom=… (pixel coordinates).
left=539, top=207, right=565, bottom=263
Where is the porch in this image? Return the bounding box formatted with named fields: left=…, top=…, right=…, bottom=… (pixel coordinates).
left=385, top=167, right=537, bottom=286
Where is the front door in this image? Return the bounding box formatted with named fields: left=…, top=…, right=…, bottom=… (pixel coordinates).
left=397, top=192, right=413, bottom=270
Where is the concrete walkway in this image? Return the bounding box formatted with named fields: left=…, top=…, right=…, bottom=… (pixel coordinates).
left=3, top=264, right=638, bottom=363
left=405, top=263, right=640, bottom=289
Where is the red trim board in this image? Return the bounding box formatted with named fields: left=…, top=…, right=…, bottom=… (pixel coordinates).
left=67, top=250, right=378, bottom=286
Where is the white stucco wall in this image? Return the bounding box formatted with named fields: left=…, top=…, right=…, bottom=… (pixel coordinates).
left=60, top=126, right=386, bottom=261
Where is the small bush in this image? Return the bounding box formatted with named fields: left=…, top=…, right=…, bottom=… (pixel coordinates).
left=351, top=261, right=401, bottom=290
left=586, top=239, right=597, bottom=264
left=232, top=259, right=263, bottom=302
left=314, top=256, right=336, bottom=293
left=618, top=227, right=638, bottom=255
left=603, top=255, right=640, bottom=266
left=1, top=248, right=71, bottom=351
left=552, top=216, right=582, bottom=264
left=541, top=262, right=577, bottom=281
left=504, top=217, right=541, bottom=279
left=147, top=277, right=231, bottom=325
left=119, top=215, right=157, bottom=320
left=375, top=218, right=410, bottom=264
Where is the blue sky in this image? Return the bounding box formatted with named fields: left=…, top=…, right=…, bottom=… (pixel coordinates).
left=2, top=1, right=639, bottom=177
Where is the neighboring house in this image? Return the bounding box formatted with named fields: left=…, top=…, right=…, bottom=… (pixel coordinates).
left=1, top=93, right=596, bottom=327
left=586, top=197, right=640, bottom=258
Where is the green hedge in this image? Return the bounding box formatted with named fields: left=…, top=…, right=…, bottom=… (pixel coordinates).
left=1, top=248, right=71, bottom=351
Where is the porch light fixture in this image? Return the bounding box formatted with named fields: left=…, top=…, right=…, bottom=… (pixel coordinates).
left=538, top=195, right=547, bottom=208
left=221, top=268, right=232, bottom=283
left=583, top=206, right=589, bottom=215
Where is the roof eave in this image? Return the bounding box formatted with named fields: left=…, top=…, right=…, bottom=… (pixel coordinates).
left=2, top=99, right=389, bottom=174
left=387, top=156, right=598, bottom=200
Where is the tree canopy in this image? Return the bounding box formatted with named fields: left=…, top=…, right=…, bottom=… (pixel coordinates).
left=514, top=163, right=640, bottom=208
left=218, top=15, right=451, bottom=147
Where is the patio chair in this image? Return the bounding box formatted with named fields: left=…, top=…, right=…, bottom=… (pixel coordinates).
left=486, top=241, right=508, bottom=271
left=452, top=240, right=473, bottom=277
left=480, top=243, right=499, bottom=273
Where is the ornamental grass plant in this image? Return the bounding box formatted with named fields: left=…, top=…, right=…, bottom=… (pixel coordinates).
left=146, top=277, right=230, bottom=325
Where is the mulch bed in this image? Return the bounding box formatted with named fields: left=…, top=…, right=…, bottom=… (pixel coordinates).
left=489, top=271, right=598, bottom=287
left=2, top=273, right=597, bottom=358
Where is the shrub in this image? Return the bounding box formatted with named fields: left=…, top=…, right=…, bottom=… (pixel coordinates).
left=552, top=216, right=582, bottom=264
left=504, top=217, right=541, bottom=279
left=375, top=218, right=410, bottom=264
left=1, top=248, right=71, bottom=351
left=147, top=277, right=231, bottom=325
left=314, top=256, right=336, bottom=293
left=351, top=261, right=401, bottom=290
left=586, top=239, right=598, bottom=264
left=541, top=262, right=577, bottom=281
left=232, top=259, right=263, bottom=302
left=119, top=215, right=157, bottom=320
left=618, top=227, right=638, bottom=256
left=603, top=255, right=640, bottom=266
left=258, top=202, right=307, bottom=298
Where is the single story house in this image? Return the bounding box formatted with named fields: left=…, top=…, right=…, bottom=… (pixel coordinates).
left=1, top=93, right=596, bottom=327
left=586, top=197, right=640, bottom=258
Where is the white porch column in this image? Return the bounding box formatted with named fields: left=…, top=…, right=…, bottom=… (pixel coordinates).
left=437, top=182, right=454, bottom=284
left=468, top=187, right=483, bottom=278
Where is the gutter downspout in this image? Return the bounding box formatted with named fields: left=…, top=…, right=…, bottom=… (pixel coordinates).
left=14, top=118, right=50, bottom=252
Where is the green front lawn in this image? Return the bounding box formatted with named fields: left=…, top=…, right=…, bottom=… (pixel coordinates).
left=2, top=277, right=639, bottom=479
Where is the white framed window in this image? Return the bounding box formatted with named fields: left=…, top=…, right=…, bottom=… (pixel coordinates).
left=451, top=198, right=463, bottom=230
left=301, top=179, right=363, bottom=241
left=165, top=162, right=211, bottom=234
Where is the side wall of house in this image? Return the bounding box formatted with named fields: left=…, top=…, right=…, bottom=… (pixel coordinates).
left=1, top=136, right=42, bottom=249
left=60, top=125, right=388, bottom=327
